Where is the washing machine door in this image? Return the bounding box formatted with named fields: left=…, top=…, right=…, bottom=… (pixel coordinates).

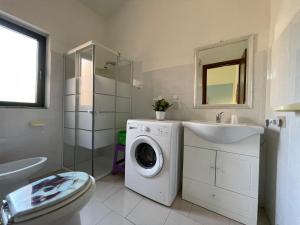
left=129, top=136, right=163, bottom=177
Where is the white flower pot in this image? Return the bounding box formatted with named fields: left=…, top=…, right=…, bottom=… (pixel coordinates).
left=156, top=111, right=166, bottom=120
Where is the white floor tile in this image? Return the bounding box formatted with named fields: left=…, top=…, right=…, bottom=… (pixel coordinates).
left=78, top=175, right=269, bottom=225
left=165, top=211, right=201, bottom=225
left=171, top=195, right=193, bottom=217
left=104, top=188, right=143, bottom=217
left=127, top=199, right=170, bottom=225
left=97, top=211, right=134, bottom=225
left=80, top=197, right=111, bottom=225
left=188, top=204, right=231, bottom=225
left=94, top=175, right=124, bottom=202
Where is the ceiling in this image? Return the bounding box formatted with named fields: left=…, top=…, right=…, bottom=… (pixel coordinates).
left=79, top=0, right=127, bottom=18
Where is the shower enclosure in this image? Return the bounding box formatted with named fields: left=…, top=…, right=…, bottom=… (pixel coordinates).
left=63, top=41, right=132, bottom=180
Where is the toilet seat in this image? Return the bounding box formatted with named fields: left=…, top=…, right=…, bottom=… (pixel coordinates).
left=1, top=172, right=93, bottom=224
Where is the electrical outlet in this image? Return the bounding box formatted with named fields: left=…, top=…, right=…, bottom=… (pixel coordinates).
left=278, top=116, right=286, bottom=128
left=265, top=116, right=286, bottom=128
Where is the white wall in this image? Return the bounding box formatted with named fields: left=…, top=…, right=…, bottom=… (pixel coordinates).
left=105, top=0, right=270, bottom=125
left=0, top=0, right=105, bottom=53
left=265, top=1, right=300, bottom=224
left=0, top=0, right=106, bottom=175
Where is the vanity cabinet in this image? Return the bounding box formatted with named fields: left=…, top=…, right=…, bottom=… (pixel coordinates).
left=182, top=128, right=261, bottom=225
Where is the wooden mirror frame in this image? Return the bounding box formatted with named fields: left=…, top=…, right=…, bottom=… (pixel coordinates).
left=194, top=35, right=254, bottom=109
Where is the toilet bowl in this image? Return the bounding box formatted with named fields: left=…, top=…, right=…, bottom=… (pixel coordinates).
left=0, top=157, right=47, bottom=200
left=0, top=171, right=95, bottom=225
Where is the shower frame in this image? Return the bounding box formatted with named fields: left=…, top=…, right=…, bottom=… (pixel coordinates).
left=63, top=41, right=132, bottom=180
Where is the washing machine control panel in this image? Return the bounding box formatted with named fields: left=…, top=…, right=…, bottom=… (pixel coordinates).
left=141, top=125, right=169, bottom=137
left=128, top=122, right=170, bottom=137
left=142, top=126, right=151, bottom=132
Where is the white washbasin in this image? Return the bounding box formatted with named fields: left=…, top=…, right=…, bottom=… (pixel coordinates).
left=182, top=121, right=264, bottom=144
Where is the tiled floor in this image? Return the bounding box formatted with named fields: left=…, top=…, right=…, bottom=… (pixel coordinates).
left=79, top=174, right=270, bottom=225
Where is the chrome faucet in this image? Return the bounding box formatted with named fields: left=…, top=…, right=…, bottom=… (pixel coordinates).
left=216, top=112, right=224, bottom=123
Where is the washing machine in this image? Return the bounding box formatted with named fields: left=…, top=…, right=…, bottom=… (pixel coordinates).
left=125, top=119, right=182, bottom=206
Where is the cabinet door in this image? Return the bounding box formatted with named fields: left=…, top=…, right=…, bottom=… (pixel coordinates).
left=183, top=146, right=216, bottom=185
left=216, top=151, right=259, bottom=198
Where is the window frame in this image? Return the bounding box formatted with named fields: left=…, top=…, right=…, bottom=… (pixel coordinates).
left=0, top=17, right=46, bottom=108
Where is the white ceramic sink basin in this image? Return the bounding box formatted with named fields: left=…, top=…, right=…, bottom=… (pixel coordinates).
left=182, top=121, right=264, bottom=144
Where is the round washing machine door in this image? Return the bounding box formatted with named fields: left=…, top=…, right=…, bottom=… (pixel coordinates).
left=129, top=136, right=163, bottom=177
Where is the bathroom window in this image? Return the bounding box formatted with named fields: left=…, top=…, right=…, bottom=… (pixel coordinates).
left=0, top=17, right=46, bottom=107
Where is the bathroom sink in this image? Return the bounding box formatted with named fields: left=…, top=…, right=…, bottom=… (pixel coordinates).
left=182, top=121, right=264, bottom=144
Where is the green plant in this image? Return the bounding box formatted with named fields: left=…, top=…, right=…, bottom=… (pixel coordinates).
left=152, top=98, right=172, bottom=111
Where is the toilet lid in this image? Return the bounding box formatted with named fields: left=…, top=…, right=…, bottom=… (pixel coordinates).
left=5, top=171, right=90, bottom=220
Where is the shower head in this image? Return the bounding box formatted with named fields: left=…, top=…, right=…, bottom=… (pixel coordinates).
left=104, top=61, right=117, bottom=69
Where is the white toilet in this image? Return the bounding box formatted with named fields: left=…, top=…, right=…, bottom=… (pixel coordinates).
left=0, top=171, right=95, bottom=225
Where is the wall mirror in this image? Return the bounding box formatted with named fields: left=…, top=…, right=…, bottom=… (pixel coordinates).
left=194, top=35, right=254, bottom=108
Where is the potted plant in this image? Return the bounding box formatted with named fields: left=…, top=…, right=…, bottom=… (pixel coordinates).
left=152, top=97, right=172, bottom=120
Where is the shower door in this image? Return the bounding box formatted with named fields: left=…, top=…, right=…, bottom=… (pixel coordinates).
left=93, top=45, right=118, bottom=179
left=75, top=46, right=94, bottom=175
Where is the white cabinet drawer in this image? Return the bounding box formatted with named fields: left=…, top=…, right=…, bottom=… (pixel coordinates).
left=182, top=178, right=258, bottom=225
left=216, top=152, right=259, bottom=198
left=183, top=146, right=216, bottom=185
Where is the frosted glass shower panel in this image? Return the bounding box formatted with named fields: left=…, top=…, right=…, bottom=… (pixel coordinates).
left=94, top=113, right=115, bottom=130
left=95, top=75, right=115, bottom=95
left=117, top=62, right=131, bottom=97
left=63, top=53, right=76, bottom=170
left=75, top=47, right=93, bottom=175
left=64, top=112, right=75, bottom=129
left=94, top=129, right=115, bottom=148
left=78, top=112, right=115, bottom=130
left=93, top=45, right=119, bottom=179
left=116, top=61, right=132, bottom=128
left=116, top=97, right=130, bottom=112
left=94, top=94, right=115, bottom=112
left=78, top=48, right=93, bottom=112
left=65, top=53, right=76, bottom=95
left=64, top=95, right=76, bottom=111
left=117, top=81, right=131, bottom=97
left=94, top=45, right=117, bottom=78
left=63, top=42, right=132, bottom=179
left=76, top=129, right=114, bottom=149
left=116, top=113, right=131, bottom=129
left=64, top=128, right=75, bottom=146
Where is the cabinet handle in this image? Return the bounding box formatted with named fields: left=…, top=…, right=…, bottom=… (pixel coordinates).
left=212, top=194, right=216, bottom=198
left=210, top=166, right=215, bottom=169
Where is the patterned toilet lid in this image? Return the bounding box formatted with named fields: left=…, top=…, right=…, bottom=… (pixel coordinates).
left=5, top=171, right=90, bottom=219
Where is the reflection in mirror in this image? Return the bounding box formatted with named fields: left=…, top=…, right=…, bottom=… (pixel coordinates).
left=194, top=35, right=253, bottom=108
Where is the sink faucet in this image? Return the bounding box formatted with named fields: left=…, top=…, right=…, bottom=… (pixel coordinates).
left=216, top=112, right=224, bottom=123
